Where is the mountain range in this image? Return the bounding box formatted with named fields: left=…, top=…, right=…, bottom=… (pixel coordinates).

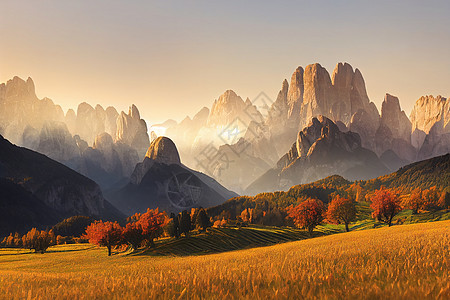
left=160, top=62, right=449, bottom=192
left=0, top=62, right=449, bottom=209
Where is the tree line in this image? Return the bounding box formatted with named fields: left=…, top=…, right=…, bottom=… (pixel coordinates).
left=2, top=185, right=448, bottom=255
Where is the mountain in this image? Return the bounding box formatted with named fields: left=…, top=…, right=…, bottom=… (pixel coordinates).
left=246, top=116, right=389, bottom=194
left=0, top=134, right=124, bottom=235
left=0, top=178, right=60, bottom=237
left=0, top=77, right=65, bottom=145
left=410, top=95, right=450, bottom=160
left=374, top=94, right=415, bottom=162
left=266, top=62, right=380, bottom=154
left=0, top=76, right=148, bottom=190
left=108, top=136, right=238, bottom=215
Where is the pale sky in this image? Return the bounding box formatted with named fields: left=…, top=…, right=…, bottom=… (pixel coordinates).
left=1, top=1, right=449, bottom=124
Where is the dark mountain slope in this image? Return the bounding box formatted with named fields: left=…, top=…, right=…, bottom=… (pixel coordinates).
left=0, top=178, right=60, bottom=236
left=0, top=135, right=124, bottom=234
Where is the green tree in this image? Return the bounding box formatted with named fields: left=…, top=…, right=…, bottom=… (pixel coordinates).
left=196, top=208, right=210, bottom=232
left=179, top=210, right=191, bottom=237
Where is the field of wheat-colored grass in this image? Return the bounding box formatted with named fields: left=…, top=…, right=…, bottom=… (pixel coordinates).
left=0, top=220, right=449, bottom=300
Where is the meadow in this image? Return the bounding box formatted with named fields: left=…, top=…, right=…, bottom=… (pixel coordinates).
left=0, top=220, right=448, bottom=299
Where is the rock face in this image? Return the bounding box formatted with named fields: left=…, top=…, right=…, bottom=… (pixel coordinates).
left=0, top=135, right=123, bottom=222
left=0, top=77, right=64, bottom=144
left=266, top=62, right=380, bottom=155
left=279, top=62, right=379, bottom=130
left=379, top=94, right=411, bottom=142
left=145, top=136, right=181, bottom=165
left=246, top=116, right=389, bottom=194
left=410, top=95, right=449, bottom=150
left=79, top=132, right=140, bottom=189
left=374, top=94, right=415, bottom=161
left=116, top=104, right=150, bottom=158
left=37, top=121, right=81, bottom=163
left=108, top=136, right=238, bottom=215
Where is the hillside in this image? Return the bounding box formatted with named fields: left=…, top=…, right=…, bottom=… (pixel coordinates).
left=0, top=220, right=448, bottom=299
left=207, top=154, right=450, bottom=219
left=373, top=153, right=450, bottom=191
left=0, top=178, right=60, bottom=236
left=0, top=135, right=124, bottom=234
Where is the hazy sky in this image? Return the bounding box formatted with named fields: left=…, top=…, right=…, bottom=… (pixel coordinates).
left=1, top=1, right=449, bottom=124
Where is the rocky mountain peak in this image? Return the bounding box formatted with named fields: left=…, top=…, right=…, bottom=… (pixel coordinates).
left=379, top=93, right=411, bottom=142
left=332, top=62, right=354, bottom=88
left=116, top=105, right=150, bottom=158
left=212, top=90, right=244, bottom=109
left=5, top=76, right=36, bottom=99
left=207, top=90, right=248, bottom=127
left=26, top=77, right=35, bottom=94
left=410, top=94, right=449, bottom=152
left=295, top=115, right=355, bottom=158
left=145, top=136, right=181, bottom=165
left=410, top=95, right=448, bottom=134
left=130, top=104, right=140, bottom=120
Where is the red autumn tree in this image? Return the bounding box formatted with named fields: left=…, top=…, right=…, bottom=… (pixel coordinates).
left=287, top=199, right=325, bottom=236
left=326, top=195, right=356, bottom=232
left=85, top=221, right=123, bottom=256
left=370, top=187, right=402, bottom=227
left=122, top=222, right=145, bottom=251
left=136, top=208, right=167, bottom=247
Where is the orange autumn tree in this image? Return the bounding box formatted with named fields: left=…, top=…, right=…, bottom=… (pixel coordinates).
left=136, top=208, right=168, bottom=247
left=402, top=186, right=443, bottom=212
left=21, top=228, right=55, bottom=253
left=122, top=221, right=144, bottom=251
left=287, top=198, right=324, bottom=236
left=402, top=187, right=423, bottom=214
left=370, top=187, right=402, bottom=227
left=85, top=221, right=123, bottom=256
left=326, top=195, right=356, bottom=232
left=421, top=186, right=441, bottom=211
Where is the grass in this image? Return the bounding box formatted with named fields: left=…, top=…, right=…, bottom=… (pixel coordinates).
left=349, top=202, right=450, bottom=231
left=0, top=220, right=449, bottom=299
left=141, top=225, right=340, bottom=256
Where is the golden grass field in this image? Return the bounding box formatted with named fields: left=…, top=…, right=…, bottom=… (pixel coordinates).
left=0, top=220, right=449, bottom=300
